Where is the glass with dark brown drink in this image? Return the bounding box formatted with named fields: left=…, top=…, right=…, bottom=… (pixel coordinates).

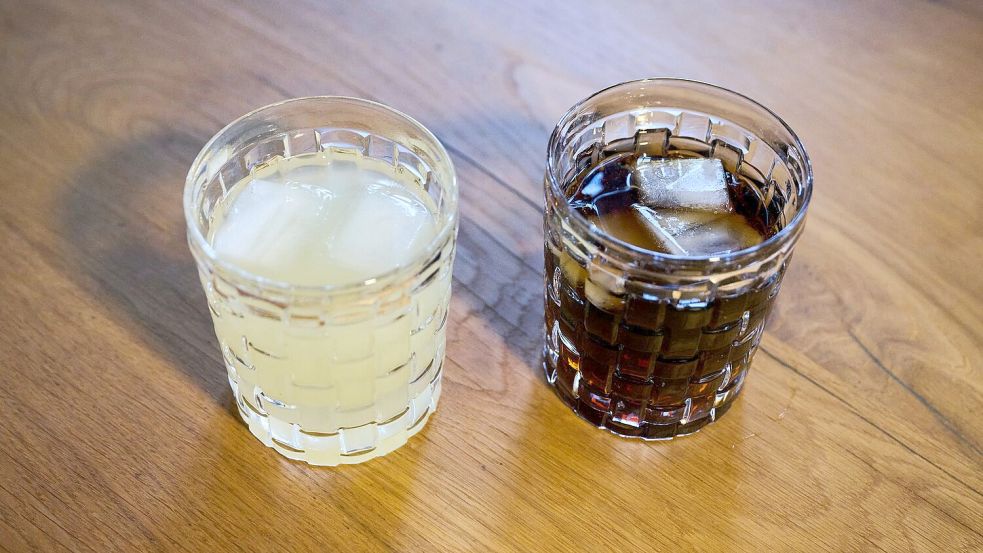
left=544, top=79, right=812, bottom=439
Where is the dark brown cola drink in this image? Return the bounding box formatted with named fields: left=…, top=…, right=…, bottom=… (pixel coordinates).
left=543, top=79, right=812, bottom=440
left=544, top=145, right=786, bottom=439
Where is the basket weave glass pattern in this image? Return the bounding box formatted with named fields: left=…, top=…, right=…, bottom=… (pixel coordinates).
left=544, top=79, right=812, bottom=439
left=185, top=97, right=458, bottom=465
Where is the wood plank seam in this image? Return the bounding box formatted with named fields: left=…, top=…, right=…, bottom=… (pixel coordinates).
left=759, top=347, right=982, bottom=499
left=847, top=328, right=981, bottom=457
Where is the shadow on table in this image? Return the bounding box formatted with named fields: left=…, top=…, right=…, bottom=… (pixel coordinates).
left=57, top=128, right=228, bottom=405
left=421, top=110, right=549, bottom=381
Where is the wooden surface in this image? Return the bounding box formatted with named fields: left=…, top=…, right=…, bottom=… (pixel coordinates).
left=1, top=0, right=981, bottom=551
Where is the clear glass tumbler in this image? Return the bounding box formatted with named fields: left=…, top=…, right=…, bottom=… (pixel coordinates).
left=185, top=97, right=458, bottom=465
left=544, top=79, right=812, bottom=439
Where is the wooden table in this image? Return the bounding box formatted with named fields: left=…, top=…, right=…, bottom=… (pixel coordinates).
left=1, top=1, right=981, bottom=551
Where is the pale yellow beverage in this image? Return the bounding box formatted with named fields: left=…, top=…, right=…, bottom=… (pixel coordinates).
left=204, top=150, right=451, bottom=465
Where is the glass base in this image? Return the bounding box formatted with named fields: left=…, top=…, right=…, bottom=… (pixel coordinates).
left=230, top=365, right=442, bottom=466
left=543, top=353, right=746, bottom=440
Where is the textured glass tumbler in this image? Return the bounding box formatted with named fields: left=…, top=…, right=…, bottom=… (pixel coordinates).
left=543, top=79, right=812, bottom=439
left=184, top=97, right=458, bottom=465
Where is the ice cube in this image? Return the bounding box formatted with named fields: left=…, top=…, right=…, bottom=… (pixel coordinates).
left=327, top=183, right=436, bottom=280
left=211, top=162, right=436, bottom=286
left=633, top=157, right=732, bottom=213
left=630, top=204, right=691, bottom=255
left=672, top=212, right=763, bottom=254
left=632, top=205, right=762, bottom=255
left=212, top=178, right=349, bottom=284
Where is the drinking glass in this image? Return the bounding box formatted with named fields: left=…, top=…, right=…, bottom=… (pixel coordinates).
left=185, top=97, right=458, bottom=465
left=544, top=79, right=812, bottom=439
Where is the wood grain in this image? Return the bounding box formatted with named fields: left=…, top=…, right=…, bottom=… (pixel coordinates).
left=0, top=0, right=981, bottom=551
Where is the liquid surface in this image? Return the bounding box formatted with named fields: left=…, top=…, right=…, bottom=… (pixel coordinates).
left=210, top=151, right=437, bottom=286
left=567, top=154, right=774, bottom=255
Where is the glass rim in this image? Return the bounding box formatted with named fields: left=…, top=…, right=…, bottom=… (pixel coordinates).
left=183, top=95, right=458, bottom=294
left=546, top=77, right=813, bottom=269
